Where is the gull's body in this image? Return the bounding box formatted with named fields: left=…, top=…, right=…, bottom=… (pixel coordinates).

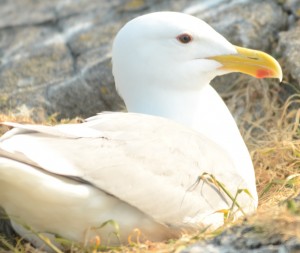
left=0, top=113, right=253, bottom=246
left=0, top=12, right=281, bottom=249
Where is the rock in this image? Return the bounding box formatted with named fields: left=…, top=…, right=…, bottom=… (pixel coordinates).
left=283, top=0, right=300, bottom=19
left=0, top=0, right=292, bottom=120
left=285, top=237, right=300, bottom=252
left=0, top=0, right=58, bottom=28
left=189, top=0, right=288, bottom=52
left=55, top=0, right=119, bottom=19
left=181, top=224, right=300, bottom=253
left=277, top=20, right=300, bottom=89
left=0, top=25, right=74, bottom=121
left=46, top=57, right=124, bottom=119
left=0, top=208, right=17, bottom=246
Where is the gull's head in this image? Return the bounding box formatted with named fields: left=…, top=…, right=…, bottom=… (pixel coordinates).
left=112, top=12, right=282, bottom=111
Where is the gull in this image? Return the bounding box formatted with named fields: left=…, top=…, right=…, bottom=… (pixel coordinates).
left=0, top=12, right=282, bottom=248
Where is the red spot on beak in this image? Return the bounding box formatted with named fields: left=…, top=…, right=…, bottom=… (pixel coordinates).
left=256, top=69, right=273, bottom=79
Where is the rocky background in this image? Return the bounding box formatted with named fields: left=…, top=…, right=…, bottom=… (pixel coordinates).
left=0, top=0, right=299, bottom=121
left=0, top=0, right=300, bottom=252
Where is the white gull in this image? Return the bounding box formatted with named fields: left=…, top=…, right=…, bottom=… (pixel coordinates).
left=0, top=11, right=282, bottom=248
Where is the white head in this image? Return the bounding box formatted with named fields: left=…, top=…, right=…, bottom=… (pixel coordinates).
left=112, top=12, right=282, bottom=115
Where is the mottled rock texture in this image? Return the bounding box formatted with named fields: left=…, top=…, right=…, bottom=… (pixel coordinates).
left=278, top=21, right=300, bottom=87
left=182, top=224, right=300, bottom=253
left=0, top=0, right=297, bottom=121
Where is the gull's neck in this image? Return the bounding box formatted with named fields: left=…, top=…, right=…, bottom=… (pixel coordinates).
left=125, top=83, right=242, bottom=151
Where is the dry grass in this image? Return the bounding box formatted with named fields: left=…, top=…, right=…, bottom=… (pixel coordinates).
left=223, top=75, right=300, bottom=243
left=0, top=75, right=300, bottom=252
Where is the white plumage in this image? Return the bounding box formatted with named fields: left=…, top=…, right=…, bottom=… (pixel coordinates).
left=0, top=12, right=281, bottom=249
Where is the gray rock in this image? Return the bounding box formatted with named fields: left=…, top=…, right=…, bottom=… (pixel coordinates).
left=0, top=0, right=57, bottom=28
left=54, top=0, right=120, bottom=19
left=0, top=208, right=16, bottom=246
left=46, top=57, right=124, bottom=119
left=0, top=25, right=74, bottom=121
left=284, top=237, right=300, bottom=252
left=0, top=0, right=293, bottom=120
left=181, top=224, right=300, bottom=253
left=277, top=20, right=300, bottom=89
left=283, top=0, right=300, bottom=19
left=189, top=0, right=288, bottom=52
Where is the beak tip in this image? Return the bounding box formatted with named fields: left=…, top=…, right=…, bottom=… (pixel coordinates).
left=274, top=59, right=283, bottom=82
left=278, top=68, right=283, bottom=82
left=255, top=59, right=283, bottom=82
left=274, top=65, right=283, bottom=82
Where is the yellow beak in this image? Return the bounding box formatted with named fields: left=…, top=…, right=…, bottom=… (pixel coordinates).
left=208, top=46, right=282, bottom=81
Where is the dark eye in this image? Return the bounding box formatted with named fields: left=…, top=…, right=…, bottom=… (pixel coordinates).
left=176, top=33, right=192, bottom=44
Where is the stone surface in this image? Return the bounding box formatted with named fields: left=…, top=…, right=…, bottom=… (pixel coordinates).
left=190, top=0, right=288, bottom=52
left=277, top=20, right=300, bottom=89
left=0, top=208, right=17, bottom=247
left=0, top=0, right=58, bottom=28
left=181, top=224, right=300, bottom=253
left=0, top=0, right=296, bottom=120
left=283, top=0, right=300, bottom=19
